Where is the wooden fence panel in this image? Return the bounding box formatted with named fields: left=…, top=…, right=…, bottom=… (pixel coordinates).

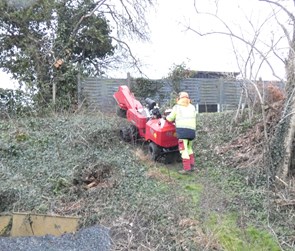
left=79, top=76, right=283, bottom=113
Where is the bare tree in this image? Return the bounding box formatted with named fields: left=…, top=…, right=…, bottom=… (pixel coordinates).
left=186, top=0, right=294, bottom=180
left=97, top=0, right=155, bottom=75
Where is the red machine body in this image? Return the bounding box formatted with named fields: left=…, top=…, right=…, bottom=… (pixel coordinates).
left=113, top=85, right=143, bottom=111
left=145, top=119, right=177, bottom=148
left=113, top=85, right=178, bottom=149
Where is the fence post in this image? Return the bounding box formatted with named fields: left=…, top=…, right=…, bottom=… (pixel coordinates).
left=219, top=79, right=223, bottom=112
left=52, top=82, right=56, bottom=106
left=127, top=72, right=131, bottom=89
left=77, top=72, right=81, bottom=105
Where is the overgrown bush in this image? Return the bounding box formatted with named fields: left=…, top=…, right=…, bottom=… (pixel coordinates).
left=130, top=77, right=164, bottom=102
left=0, top=88, right=33, bottom=118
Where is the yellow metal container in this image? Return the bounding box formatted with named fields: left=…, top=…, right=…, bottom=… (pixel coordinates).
left=0, top=215, right=12, bottom=236
left=0, top=213, right=80, bottom=237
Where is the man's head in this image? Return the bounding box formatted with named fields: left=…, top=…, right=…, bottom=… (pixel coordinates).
left=178, top=92, right=189, bottom=99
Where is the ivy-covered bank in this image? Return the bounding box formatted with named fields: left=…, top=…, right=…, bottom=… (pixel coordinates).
left=0, top=111, right=290, bottom=250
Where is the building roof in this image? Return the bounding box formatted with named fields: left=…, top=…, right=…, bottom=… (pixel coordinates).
left=190, top=71, right=240, bottom=79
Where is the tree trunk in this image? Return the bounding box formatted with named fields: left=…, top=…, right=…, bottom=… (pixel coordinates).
left=279, top=96, right=295, bottom=178
left=271, top=40, right=295, bottom=180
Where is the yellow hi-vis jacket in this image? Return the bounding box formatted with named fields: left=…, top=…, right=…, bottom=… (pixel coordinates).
left=166, top=97, right=196, bottom=139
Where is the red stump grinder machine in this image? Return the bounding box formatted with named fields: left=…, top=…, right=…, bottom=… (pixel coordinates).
left=113, top=85, right=180, bottom=163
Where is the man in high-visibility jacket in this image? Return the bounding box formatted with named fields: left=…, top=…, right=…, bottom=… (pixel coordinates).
left=166, top=91, right=197, bottom=174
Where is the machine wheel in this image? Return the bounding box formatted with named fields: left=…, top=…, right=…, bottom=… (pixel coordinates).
left=129, top=124, right=139, bottom=143
left=120, top=127, right=131, bottom=142
left=116, top=107, right=127, bottom=118
left=120, top=125, right=138, bottom=142
left=148, top=142, right=161, bottom=161
left=176, top=152, right=182, bottom=162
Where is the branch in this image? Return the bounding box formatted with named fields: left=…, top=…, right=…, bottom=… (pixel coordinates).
left=72, top=0, right=107, bottom=36
left=189, top=28, right=282, bottom=80
left=52, top=0, right=108, bottom=68
left=110, top=36, right=148, bottom=77
left=259, top=0, right=295, bottom=25
left=104, top=0, right=149, bottom=41
left=186, top=10, right=285, bottom=81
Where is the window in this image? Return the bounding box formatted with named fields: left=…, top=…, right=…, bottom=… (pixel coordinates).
left=196, top=104, right=218, bottom=113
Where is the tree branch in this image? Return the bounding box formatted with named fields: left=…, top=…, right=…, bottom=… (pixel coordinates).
left=110, top=35, right=147, bottom=77
left=186, top=9, right=285, bottom=81
left=259, top=0, right=295, bottom=24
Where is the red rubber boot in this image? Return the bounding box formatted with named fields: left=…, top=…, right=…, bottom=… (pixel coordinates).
left=189, top=154, right=195, bottom=168
left=190, top=154, right=198, bottom=171
left=178, top=159, right=191, bottom=174
left=189, top=154, right=198, bottom=172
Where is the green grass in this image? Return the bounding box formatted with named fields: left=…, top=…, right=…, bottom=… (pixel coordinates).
left=157, top=163, right=281, bottom=251
left=158, top=167, right=203, bottom=204
left=206, top=214, right=281, bottom=251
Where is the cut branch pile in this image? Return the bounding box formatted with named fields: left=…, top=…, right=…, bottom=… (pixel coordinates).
left=216, top=100, right=284, bottom=169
